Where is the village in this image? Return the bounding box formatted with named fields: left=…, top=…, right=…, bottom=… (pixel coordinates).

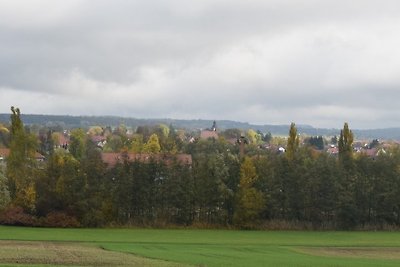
left=0, top=120, right=395, bottom=167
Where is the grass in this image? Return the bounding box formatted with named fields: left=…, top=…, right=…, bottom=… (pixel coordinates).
left=1, top=226, right=400, bottom=266
left=0, top=241, right=186, bottom=267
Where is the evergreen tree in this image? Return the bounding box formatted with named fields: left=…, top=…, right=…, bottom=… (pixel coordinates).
left=302, top=153, right=338, bottom=224
left=162, top=161, right=194, bottom=224
left=194, top=153, right=230, bottom=224
left=80, top=140, right=108, bottom=226
left=306, top=136, right=324, bottom=150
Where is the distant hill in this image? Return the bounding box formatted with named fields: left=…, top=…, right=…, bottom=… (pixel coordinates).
left=1, top=113, right=400, bottom=140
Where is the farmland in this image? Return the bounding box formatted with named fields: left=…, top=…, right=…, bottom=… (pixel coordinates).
left=1, top=226, right=400, bottom=266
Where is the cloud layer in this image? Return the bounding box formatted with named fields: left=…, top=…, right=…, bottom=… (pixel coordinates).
left=1, top=0, right=400, bottom=129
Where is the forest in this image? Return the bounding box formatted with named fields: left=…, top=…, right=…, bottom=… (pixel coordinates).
left=1, top=107, right=400, bottom=230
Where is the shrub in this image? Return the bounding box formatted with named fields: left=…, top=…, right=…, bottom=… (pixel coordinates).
left=42, top=212, right=80, bottom=228
left=0, top=205, right=37, bottom=226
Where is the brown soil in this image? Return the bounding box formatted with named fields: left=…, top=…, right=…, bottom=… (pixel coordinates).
left=0, top=240, right=188, bottom=266
left=297, top=246, right=400, bottom=260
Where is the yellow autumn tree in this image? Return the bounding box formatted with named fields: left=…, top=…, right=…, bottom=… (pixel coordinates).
left=143, top=133, right=161, bottom=153
left=6, top=107, right=38, bottom=212
left=234, top=157, right=264, bottom=228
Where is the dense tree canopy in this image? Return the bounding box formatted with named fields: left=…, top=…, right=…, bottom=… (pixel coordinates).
left=2, top=109, right=400, bottom=230
left=0, top=168, right=10, bottom=211
left=234, top=157, right=264, bottom=227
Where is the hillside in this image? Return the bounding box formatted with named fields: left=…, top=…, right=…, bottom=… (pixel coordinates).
left=1, top=113, right=400, bottom=140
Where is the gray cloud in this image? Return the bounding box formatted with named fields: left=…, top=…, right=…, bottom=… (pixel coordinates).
left=1, top=0, right=400, bottom=129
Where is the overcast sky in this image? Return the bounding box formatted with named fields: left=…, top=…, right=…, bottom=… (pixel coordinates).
left=1, top=0, right=400, bottom=129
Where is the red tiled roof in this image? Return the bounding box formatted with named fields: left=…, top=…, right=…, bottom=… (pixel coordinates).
left=200, top=130, right=218, bottom=140
left=57, top=134, right=70, bottom=146
left=362, top=148, right=378, bottom=157
left=35, top=152, right=45, bottom=160
left=0, top=148, right=10, bottom=157
left=0, top=148, right=44, bottom=160
left=327, top=147, right=339, bottom=154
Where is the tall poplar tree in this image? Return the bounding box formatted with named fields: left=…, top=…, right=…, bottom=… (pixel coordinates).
left=286, top=122, right=299, bottom=161
left=337, top=122, right=357, bottom=229
left=6, top=107, right=37, bottom=212
left=338, top=122, right=354, bottom=162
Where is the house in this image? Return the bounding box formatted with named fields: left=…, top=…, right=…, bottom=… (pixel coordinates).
left=0, top=148, right=8, bottom=162
left=200, top=121, right=219, bottom=140
left=101, top=152, right=192, bottom=168
left=200, top=130, right=219, bottom=140
left=35, top=153, right=46, bottom=162
left=327, top=145, right=339, bottom=155
left=56, top=133, right=70, bottom=150
left=0, top=148, right=45, bottom=162
left=359, top=147, right=386, bottom=159
left=90, top=135, right=107, bottom=148
left=278, top=147, right=286, bottom=153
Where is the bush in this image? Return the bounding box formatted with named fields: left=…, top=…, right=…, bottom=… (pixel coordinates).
left=42, top=212, right=80, bottom=228
left=0, top=205, right=37, bottom=226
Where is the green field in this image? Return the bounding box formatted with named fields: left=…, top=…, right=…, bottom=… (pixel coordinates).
left=1, top=226, right=400, bottom=266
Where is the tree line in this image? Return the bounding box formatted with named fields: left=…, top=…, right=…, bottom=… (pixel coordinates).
left=1, top=108, right=400, bottom=229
